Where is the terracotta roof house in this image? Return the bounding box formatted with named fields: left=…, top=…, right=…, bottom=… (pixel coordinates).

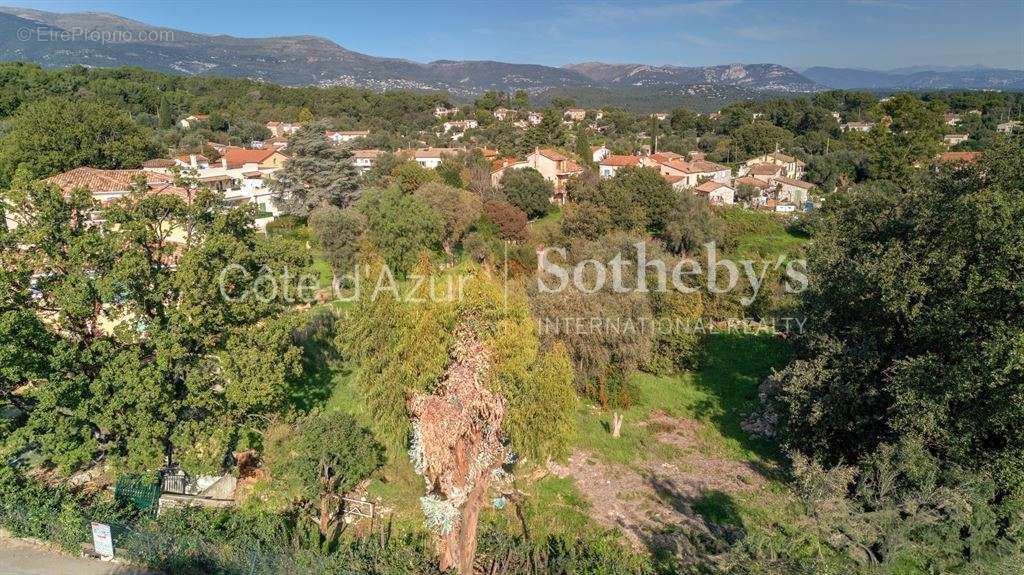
left=734, top=176, right=770, bottom=190
left=352, top=149, right=383, bottom=172
left=45, top=168, right=184, bottom=205
left=598, top=155, right=641, bottom=178
left=774, top=176, right=815, bottom=208
left=694, top=180, right=735, bottom=205
left=523, top=148, right=583, bottom=201
left=590, top=145, right=611, bottom=163
left=221, top=147, right=288, bottom=170
left=937, top=151, right=982, bottom=164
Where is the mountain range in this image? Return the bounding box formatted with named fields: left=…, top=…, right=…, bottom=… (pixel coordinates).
left=1, top=6, right=1021, bottom=100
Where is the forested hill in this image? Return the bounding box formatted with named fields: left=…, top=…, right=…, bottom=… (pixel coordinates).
left=0, top=6, right=819, bottom=98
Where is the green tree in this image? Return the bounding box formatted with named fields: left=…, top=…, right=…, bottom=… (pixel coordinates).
left=264, top=410, right=383, bottom=540
left=730, top=121, right=795, bottom=157
left=308, top=206, right=366, bottom=276
left=413, top=182, right=482, bottom=258
left=390, top=161, right=441, bottom=193
left=297, top=107, right=315, bottom=124
left=769, top=142, right=1024, bottom=498
left=157, top=95, right=173, bottom=129
left=269, top=124, right=360, bottom=216
left=356, top=188, right=443, bottom=276
left=0, top=98, right=161, bottom=187
left=499, top=168, right=553, bottom=219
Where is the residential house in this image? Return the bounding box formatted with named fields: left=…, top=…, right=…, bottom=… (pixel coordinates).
left=493, top=107, right=514, bottom=121
left=523, top=148, right=583, bottom=202
left=411, top=147, right=459, bottom=169
left=45, top=168, right=180, bottom=206
left=326, top=130, right=370, bottom=144
left=598, top=155, right=641, bottom=178
left=564, top=108, right=587, bottom=122
left=434, top=105, right=458, bottom=118
left=512, top=120, right=529, bottom=129
left=774, top=176, right=815, bottom=208
left=173, top=154, right=211, bottom=170
left=746, top=163, right=785, bottom=184
left=222, top=147, right=289, bottom=170
left=266, top=122, right=303, bottom=138
left=490, top=157, right=523, bottom=188
left=744, top=151, right=805, bottom=179
left=694, top=181, right=735, bottom=205
left=841, top=121, right=874, bottom=133
left=831, top=111, right=842, bottom=122
left=352, top=149, right=382, bottom=173
left=937, top=151, right=982, bottom=164
left=644, top=156, right=731, bottom=188
left=944, top=112, right=962, bottom=126
left=527, top=112, right=543, bottom=125
left=734, top=176, right=772, bottom=207
left=996, top=120, right=1021, bottom=134
left=943, top=133, right=969, bottom=147
left=652, top=112, right=669, bottom=121
left=179, top=115, right=209, bottom=129
left=591, top=145, right=611, bottom=163
left=443, top=120, right=478, bottom=133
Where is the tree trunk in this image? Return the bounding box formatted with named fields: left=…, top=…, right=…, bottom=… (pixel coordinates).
left=612, top=412, right=623, bottom=438
left=438, top=475, right=490, bottom=574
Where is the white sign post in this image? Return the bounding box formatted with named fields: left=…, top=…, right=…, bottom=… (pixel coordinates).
left=90, top=521, right=114, bottom=559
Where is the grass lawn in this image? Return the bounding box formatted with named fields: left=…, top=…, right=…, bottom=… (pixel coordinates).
left=719, top=206, right=809, bottom=259
left=574, top=332, right=790, bottom=467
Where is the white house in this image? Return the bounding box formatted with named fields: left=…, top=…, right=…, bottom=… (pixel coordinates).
left=841, top=121, right=875, bottom=133
left=352, top=149, right=382, bottom=173
left=434, top=105, right=458, bottom=118
left=598, top=155, right=641, bottom=178
left=996, top=120, right=1021, bottom=134
left=179, top=115, right=209, bottom=129
left=591, top=145, right=611, bottom=163
left=564, top=108, right=587, bottom=121
left=173, top=154, right=211, bottom=170
left=325, top=130, right=370, bottom=144
left=493, top=107, right=514, bottom=121
left=527, top=112, right=543, bottom=125
left=412, top=148, right=459, bottom=169
left=443, top=120, right=478, bottom=133
left=943, top=133, right=969, bottom=147
left=744, top=151, right=805, bottom=179
left=944, top=113, right=962, bottom=127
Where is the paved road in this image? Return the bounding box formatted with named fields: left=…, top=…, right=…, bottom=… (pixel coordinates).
left=0, top=538, right=149, bottom=575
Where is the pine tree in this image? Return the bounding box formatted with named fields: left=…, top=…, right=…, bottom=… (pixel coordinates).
left=269, top=124, right=360, bottom=216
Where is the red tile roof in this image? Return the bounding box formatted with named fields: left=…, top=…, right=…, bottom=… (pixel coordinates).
left=695, top=180, right=731, bottom=193
left=748, top=163, right=783, bottom=176
left=536, top=148, right=568, bottom=161
left=775, top=176, right=815, bottom=190
left=735, top=176, right=770, bottom=189
left=46, top=168, right=146, bottom=193
left=222, top=147, right=281, bottom=168
left=938, top=151, right=981, bottom=163
left=599, top=155, right=641, bottom=167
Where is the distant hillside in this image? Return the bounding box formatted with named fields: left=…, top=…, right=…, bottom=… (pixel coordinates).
left=0, top=6, right=819, bottom=98
left=802, top=66, right=1024, bottom=91
left=565, top=62, right=819, bottom=92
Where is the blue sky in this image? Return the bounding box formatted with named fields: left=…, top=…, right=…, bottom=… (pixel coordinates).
left=8, top=0, right=1024, bottom=70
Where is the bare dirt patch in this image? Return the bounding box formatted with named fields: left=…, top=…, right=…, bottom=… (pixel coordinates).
left=548, top=413, right=771, bottom=555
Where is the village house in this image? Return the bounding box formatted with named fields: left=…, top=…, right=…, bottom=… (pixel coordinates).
left=944, top=112, right=962, bottom=126
left=493, top=107, right=514, bottom=121
left=937, top=151, right=982, bottom=164
left=173, top=154, right=211, bottom=170
left=44, top=168, right=181, bottom=206
left=266, top=122, right=303, bottom=138
left=522, top=148, right=583, bottom=202
left=841, top=121, right=875, bottom=133
left=652, top=112, right=669, bottom=121
left=443, top=120, right=478, bottom=133
left=325, top=130, right=370, bottom=144
left=564, top=108, right=587, bottom=122
left=591, top=145, right=611, bottom=163
left=943, top=133, right=969, bottom=147
left=409, top=147, right=459, bottom=169
left=352, top=149, right=382, bottom=173
left=996, top=120, right=1021, bottom=134
left=489, top=157, right=522, bottom=188
left=744, top=151, right=805, bottom=179
left=527, top=112, right=543, bottom=125
left=694, top=180, right=735, bottom=205
left=598, top=155, right=641, bottom=178
left=178, top=115, right=209, bottom=129
left=745, top=163, right=785, bottom=184
left=774, top=176, right=815, bottom=209
left=643, top=155, right=731, bottom=188
left=434, top=105, right=458, bottom=118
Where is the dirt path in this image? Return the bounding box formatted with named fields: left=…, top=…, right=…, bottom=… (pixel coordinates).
left=548, top=412, right=771, bottom=555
